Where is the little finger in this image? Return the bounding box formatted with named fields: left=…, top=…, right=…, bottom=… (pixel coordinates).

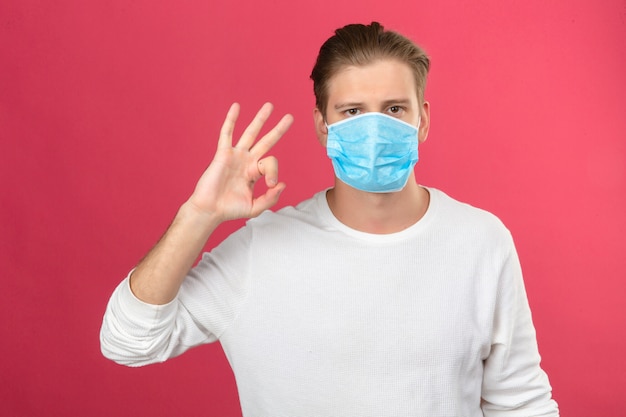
left=218, top=103, right=241, bottom=149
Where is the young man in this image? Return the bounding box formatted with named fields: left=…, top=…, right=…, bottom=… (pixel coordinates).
left=101, top=22, right=559, bottom=416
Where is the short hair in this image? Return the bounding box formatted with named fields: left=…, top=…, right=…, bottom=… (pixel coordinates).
left=310, top=22, right=430, bottom=118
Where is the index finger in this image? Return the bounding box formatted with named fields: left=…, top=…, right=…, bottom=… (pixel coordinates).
left=250, top=113, right=294, bottom=158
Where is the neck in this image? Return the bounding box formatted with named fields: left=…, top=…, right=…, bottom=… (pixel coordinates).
left=326, top=178, right=430, bottom=234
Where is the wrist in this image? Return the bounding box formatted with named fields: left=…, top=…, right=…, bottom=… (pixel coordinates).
left=177, top=200, right=223, bottom=235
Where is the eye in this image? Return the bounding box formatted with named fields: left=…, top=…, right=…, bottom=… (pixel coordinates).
left=387, top=106, right=404, bottom=115
left=344, top=108, right=361, bottom=117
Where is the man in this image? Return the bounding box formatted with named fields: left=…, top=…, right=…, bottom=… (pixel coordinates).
left=101, top=22, right=559, bottom=416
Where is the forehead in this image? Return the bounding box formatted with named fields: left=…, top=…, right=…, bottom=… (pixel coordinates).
left=326, top=59, right=417, bottom=104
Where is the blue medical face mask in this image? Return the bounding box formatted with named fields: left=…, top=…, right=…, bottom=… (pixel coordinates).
left=326, top=112, right=420, bottom=193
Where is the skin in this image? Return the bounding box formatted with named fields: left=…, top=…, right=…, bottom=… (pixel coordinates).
left=130, top=103, right=293, bottom=304
left=130, top=58, right=430, bottom=305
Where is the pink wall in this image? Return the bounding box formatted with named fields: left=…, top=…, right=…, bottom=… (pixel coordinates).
left=1, top=0, right=624, bottom=415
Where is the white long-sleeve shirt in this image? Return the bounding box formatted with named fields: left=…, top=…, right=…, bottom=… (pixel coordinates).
left=101, top=187, right=559, bottom=416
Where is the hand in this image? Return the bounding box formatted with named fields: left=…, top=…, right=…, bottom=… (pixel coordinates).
left=187, top=102, right=294, bottom=222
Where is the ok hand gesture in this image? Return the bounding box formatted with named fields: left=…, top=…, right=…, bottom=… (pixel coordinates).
left=188, top=102, right=294, bottom=222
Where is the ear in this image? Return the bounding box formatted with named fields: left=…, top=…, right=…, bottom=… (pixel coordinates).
left=418, top=101, right=430, bottom=144
left=313, top=108, right=328, bottom=147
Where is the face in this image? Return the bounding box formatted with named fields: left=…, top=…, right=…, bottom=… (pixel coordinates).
left=314, top=59, right=430, bottom=146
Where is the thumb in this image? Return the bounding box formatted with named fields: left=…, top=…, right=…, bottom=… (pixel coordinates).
left=249, top=183, right=286, bottom=217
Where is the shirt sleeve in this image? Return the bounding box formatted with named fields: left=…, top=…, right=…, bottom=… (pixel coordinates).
left=99, top=225, right=253, bottom=367
left=99, top=275, right=217, bottom=367
left=481, top=246, right=559, bottom=416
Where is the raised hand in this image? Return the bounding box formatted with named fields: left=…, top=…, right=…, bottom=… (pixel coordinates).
left=126, top=103, right=293, bottom=305
left=188, top=102, right=294, bottom=222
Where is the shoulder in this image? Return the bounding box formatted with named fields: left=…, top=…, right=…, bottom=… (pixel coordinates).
left=426, top=187, right=514, bottom=246
left=244, top=190, right=330, bottom=233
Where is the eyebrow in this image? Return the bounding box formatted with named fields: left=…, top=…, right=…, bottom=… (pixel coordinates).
left=333, top=98, right=413, bottom=110
left=333, top=102, right=363, bottom=110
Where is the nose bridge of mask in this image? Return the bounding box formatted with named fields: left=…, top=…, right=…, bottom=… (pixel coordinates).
left=327, top=112, right=419, bottom=143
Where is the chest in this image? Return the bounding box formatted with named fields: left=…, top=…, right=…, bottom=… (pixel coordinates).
left=220, top=244, right=496, bottom=408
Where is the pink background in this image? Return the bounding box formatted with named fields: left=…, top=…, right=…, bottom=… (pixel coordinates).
left=1, top=0, right=625, bottom=415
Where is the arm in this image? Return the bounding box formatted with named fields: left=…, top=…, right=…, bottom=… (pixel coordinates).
left=100, top=103, right=293, bottom=365
left=481, top=246, right=559, bottom=416
left=130, top=102, right=293, bottom=305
